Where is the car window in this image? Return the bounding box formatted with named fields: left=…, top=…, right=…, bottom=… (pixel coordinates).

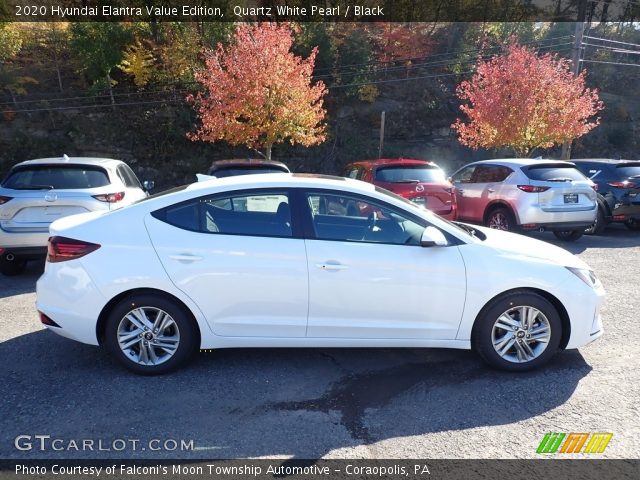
left=345, top=167, right=360, bottom=179
left=305, top=192, right=424, bottom=246
left=523, top=164, right=589, bottom=182
left=615, top=163, right=640, bottom=179
left=375, top=165, right=446, bottom=183
left=451, top=165, right=476, bottom=183
left=2, top=165, right=110, bottom=189
left=155, top=191, right=292, bottom=238
left=121, top=164, right=142, bottom=188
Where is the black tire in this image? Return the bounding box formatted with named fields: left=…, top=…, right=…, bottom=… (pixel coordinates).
left=104, top=293, right=199, bottom=375
left=624, top=218, right=640, bottom=231
left=472, top=291, right=562, bottom=372
left=485, top=207, right=518, bottom=232
left=585, top=206, right=607, bottom=235
left=0, top=254, right=27, bottom=276
left=553, top=230, right=584, bottom=241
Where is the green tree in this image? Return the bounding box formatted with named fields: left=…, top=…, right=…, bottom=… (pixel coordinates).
left=70, top=23, right=132, bottom=107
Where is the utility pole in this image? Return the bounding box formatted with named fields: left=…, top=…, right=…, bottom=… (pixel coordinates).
left=378, top=111, right=386, bottom=159
left=561, top=2, right=587, bottom=160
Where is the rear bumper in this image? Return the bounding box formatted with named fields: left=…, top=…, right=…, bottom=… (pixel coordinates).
left=0, top=246, right=47, bottom=260
left=516, top=203, right=596, bottom=227
left=610, top=203, right=640, bottom=222
left=520, top=221, right=594, bottom=232
left=0, top=230, right=49, bottom=250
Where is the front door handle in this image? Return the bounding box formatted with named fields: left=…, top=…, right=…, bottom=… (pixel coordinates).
left=487, top=188, right=495, bottom=193
left=169, top=254, right=203, bottom=262
left=316, top=262, right=348, bottom=271
left=457, top=189, right=464, bottom=195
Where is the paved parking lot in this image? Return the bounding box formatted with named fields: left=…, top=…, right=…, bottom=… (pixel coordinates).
left=0, top=226, right=638, bottom=459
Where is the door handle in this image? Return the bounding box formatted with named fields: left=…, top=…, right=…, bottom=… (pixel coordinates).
left=316, top=262, right=348, bottom=271
left=487, top=188, right=495, bottom=193
left=169, top=254, right=203, bottom=262
left=457, top=189, right=465, bottom=195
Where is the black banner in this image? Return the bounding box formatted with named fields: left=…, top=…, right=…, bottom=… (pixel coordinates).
left=2, top=0, right=639, bottom=23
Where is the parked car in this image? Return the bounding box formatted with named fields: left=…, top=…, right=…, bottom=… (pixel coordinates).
left=0, top=156, right=153, bottom=276
left=207, top=158, right=290, bottom=178
left=342, top=158, right=457, bottom=220
left=571, top=159, right=640, bottom=234
left=37, top=173, right=604, bottom=375
left=449, top=159, right=597, bottom=241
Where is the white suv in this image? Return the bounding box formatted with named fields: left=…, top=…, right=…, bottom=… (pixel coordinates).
left=0, top=156, right=152, bottom=275
left=450, top=159, right=597, bottom=241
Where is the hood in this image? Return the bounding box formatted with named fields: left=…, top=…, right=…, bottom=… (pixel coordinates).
left=472, top=225, right=590, bottom=270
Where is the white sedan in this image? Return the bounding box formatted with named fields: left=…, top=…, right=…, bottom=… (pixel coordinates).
left=36, top=174, right=605, bottom=374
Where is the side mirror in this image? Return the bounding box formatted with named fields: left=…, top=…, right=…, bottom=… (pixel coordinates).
left=421, top=226, right=448, bottom=247
left=142, top=180, right=155, bottom=191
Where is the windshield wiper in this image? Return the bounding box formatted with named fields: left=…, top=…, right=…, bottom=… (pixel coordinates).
left=545, top=178, right=573, bottom=182
left=453, top=222, right=476, bottom=237
left=12, top=185, right=55, bottom=190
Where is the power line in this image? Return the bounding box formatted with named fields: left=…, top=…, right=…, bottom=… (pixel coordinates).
left=583, top=42, right=640, bottom=54
left=583, top=35, right=640, bottom=49
left=580, top=58, right=640, bottom=66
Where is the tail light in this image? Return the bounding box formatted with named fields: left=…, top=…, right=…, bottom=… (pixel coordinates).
left=93, top=192, right=125, bottom=203
left=0, top=195, right=13, bottom=204
left=47, top=236, right=100, bottom=263
left=608, top=181, right=637, bottom=189
left=39, top=312, right=60, bottom=327
left=517, top=185, right=550, bottom=193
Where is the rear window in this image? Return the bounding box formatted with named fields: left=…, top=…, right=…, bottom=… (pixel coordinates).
left=2, top=165, right=110, bottom=190
left=522, top=164, right=588, bottom=182
left=209, top=166, right=289, bottom=178
left=375, top=166, right=446, bottom=183
left=615, top=163, right=640, bottom=179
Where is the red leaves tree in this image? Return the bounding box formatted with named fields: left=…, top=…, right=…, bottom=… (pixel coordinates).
left=188, top=23, right=327, bottom=160
left=452, top=43, right=604, bottom=157
left=372, top=23, right=433, bottom=65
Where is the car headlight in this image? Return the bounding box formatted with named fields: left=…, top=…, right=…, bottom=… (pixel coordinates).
left=566, top=267, right=602, bottom=289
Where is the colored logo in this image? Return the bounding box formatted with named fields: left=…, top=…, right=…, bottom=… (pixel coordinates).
left=536, top=432, right=613, bottom=454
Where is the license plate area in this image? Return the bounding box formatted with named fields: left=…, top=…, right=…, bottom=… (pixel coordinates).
left=564, top=193, right=578, bottom=204
left=411, top=197, right=427, bottom=206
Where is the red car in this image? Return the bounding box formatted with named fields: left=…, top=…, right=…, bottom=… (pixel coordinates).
left=342, top=159, right=457, bottom=220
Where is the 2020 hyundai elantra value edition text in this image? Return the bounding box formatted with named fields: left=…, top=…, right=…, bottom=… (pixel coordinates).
left=36, top=174, right=605, bottom=374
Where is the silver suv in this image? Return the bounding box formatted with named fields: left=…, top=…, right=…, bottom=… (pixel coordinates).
left=450, top=159, right=597, bottom=241
left=0, top=156, right=153, bottom=275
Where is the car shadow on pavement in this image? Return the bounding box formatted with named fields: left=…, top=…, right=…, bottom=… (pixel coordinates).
left=0, top=330, right=592, bottom=459
left=528, top=224, right=640, bottom=254
left=0, top=260, right=43, bottom=299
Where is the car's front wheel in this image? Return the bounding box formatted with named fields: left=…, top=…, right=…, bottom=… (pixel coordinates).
left=472, top=291, right=562, bottom=371
left=0, top=253, right=27, bottom=276
left=104, top=293, right=199, bottom=375
left=553, top=230, right=584, bottom=241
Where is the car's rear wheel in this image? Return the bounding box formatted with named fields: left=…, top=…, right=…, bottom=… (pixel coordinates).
left=104, top=293, right=198, bottom=375
left=486, top=207, right=517, bottom=232
left=472, top=291, right=562, bottom=371
left=553, top=230, right=584, bottom=241
left=585, top=205, right=607, bottom=235
left=0, top=253, right=27, bottom=276
left=624, top=218, right=640, bottom=231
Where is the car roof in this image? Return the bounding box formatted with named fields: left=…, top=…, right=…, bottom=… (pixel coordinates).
left=463, top=158, right=577, bottom=168
left=209, top=158, right=289, bottom=169
left=12, top=156, right=124, bottom=168
left=571, top=158, right=639, bottom=164
left=348, top=158, right=437, bottom=168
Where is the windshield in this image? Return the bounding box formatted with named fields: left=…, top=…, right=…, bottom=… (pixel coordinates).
left=2, top=165, right=110, bottom=190
left=209, top=167, right=288, bottom=178
left=523, top=165, right=588, bottom=182
left=615, top=164, right=640, bottom=179
left=375, top=165, right=446, bottom=183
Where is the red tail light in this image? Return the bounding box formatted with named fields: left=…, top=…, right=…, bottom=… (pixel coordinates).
left=517, top=185, right=550, bottom=193
left=39, top=311, right=60, bottom=327
left=47, top=236, right=100, bottom=263
left=0, top=195, right=13, bottom=204
left=92, top=192, right=125, bottom=203
left=608, top=181, right=637, bottom=189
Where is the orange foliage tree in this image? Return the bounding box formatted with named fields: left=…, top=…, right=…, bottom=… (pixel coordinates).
left=452, top=43, right=604, bottom=157
left=188, top=23, right=327, bottom=160
left=372, top=23, right=433, bottom=65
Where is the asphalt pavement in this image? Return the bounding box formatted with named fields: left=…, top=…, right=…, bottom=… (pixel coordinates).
left=0, top=226, right=638, bottom=459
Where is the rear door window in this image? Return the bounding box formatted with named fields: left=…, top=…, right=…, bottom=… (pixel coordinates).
left=522, top=164, right=589, bottom=182
left=2, top=165, right=110, bottom=189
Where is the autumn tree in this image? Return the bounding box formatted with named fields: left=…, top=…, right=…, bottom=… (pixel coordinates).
left=452, top=43, right=604, bottom=157
left=371, top=23, right=433, bottom=70
left=119, top=40, right=155, bottom=87
left=188, top=22, right=327, bottom=160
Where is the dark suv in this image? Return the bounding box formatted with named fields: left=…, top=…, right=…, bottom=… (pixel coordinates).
left=572, top=159, right=640, bottom=234
left=207, top=159, right=290, bottom=178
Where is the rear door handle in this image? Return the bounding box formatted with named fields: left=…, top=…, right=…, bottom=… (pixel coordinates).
left=316, top=262, right=348, bottom=271
left=169, top=254, right=203, bottom=262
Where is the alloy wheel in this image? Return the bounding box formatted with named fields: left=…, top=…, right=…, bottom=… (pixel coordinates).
left=117, top=307, right=180, bottom=366
left=491, top=306, right=551, bottom=363
left=488, top=212, right=510, bottom=231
